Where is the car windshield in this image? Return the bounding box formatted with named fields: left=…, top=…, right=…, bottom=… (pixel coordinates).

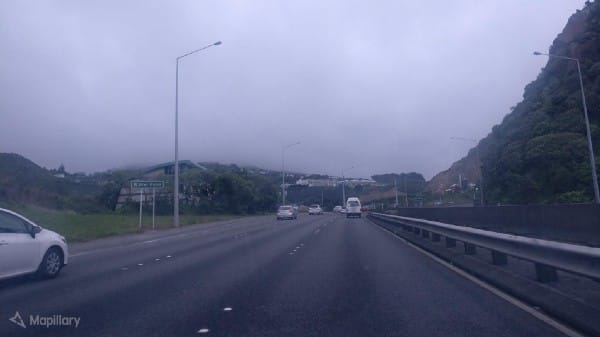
left=2, top=2, right=598, bottom=336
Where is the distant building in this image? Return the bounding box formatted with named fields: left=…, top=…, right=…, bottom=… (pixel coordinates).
left=343, top=179, right=377, bottom=187
left=295, top=178, right=338, bottom=187
left=144, top=160, right=201, bottom=177
left=116, top=160, right=201, bottom=209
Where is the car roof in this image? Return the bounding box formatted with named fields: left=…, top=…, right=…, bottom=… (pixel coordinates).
left=0, top=208, right=38, bottom=226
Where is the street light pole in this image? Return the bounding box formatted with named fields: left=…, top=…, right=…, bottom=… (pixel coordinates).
left=341, top=166, right=354, bottom=206
left=174, top=41, right=222, bottom=227
left=534, top=51, right=599, bottom=204
left=281, top=142, right=300, bottom=205
left=450, top=137, right=484, bottom=205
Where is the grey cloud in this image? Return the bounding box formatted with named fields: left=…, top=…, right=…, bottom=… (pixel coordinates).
left=0, top=0, right=582, bottom=178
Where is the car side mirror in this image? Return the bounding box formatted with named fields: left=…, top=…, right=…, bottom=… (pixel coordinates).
left=30, top=226, right=41, bottom=238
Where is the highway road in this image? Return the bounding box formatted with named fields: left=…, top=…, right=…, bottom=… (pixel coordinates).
left=0, top=213, right=569, bottom=337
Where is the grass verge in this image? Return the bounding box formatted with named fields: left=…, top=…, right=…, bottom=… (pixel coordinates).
left=10, top=205, right=246, bottom=242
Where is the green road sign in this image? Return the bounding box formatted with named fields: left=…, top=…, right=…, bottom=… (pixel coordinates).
left=131, top=181, right=165, bottom=189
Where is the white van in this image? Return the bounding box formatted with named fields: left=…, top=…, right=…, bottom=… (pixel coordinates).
left=346, top=197, right=362, bottom=218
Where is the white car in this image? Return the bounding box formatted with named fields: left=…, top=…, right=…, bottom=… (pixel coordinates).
left=277, top=205, right=297, bottom=220
left=308, top=204, right=323, bottom=215
left=0, top=208, right=68, bottom=280
left=346, top=197, right=362, bottom=218
left=333, top=205, right=343, bottom=213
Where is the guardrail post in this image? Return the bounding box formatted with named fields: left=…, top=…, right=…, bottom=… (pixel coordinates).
left=432, top=233, right=441, bottom=242
left=491, top=250, right=508, bottom=265
left=445, top=238, right=456, bottom=247
left=422, top=230, right=430, bottom=238
left=535, top=263, right=558, bottom=283
left=464, top=243, right=476, bottom=255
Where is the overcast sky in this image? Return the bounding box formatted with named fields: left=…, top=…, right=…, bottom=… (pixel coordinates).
left=0, top=1, right=583, bottom=179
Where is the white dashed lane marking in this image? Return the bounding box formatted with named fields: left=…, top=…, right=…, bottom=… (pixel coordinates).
left=120, top=253, right=177, bottom=271
left=197, top=328, right=210, bottom=333
left=288, top=242, right=306, bottom=255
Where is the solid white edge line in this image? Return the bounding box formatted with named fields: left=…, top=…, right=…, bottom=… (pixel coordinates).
left=369, top=220, right=586, bottom=337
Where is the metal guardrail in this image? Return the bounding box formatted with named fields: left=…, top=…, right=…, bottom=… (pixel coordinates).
left=369, top=212, right=600, bottom=282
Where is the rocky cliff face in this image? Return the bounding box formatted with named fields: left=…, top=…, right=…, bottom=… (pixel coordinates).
left=426, top=148, right=480, bottom=193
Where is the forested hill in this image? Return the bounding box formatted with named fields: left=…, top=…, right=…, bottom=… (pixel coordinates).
left=0, top=152, right=105, bottom=210
left=0, top=152, right=283, bottom=214
left=0, top=152, right=56, bottom=204
left=432, top=1, right=600, bottom=204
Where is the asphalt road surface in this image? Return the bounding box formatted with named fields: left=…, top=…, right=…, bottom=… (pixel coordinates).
left=0, top=213, right=569, bottom=337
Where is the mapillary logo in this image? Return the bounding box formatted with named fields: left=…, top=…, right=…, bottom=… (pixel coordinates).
left=9, top=311, right=80, bottom=329
left=9, top=312, right=25, bottom=329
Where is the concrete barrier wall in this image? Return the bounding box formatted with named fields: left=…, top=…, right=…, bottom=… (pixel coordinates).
left=388, top=204, right=600, bottom=246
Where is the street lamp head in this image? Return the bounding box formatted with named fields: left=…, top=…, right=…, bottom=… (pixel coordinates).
left=214, top=41, right=222, bottom=46
left=533, top=51, right=542, bottom=56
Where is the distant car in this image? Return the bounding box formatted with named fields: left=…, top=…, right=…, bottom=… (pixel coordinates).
left=346, top=197, right=362, bottom=218
left=277, top=205, right=297, bottom=220
left=297, top=205, right=309, bottom=213
left=308, top=204, right=323, bottom=215
left=333, top=205, right=343, bottom=213
left=0, top=208, right=69, bottom=281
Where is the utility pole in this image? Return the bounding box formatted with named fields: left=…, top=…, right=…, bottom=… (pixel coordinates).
left=281, top=142, right=300, bottom=205
left=394, top=177, right=399, bottom=207
left=341, top=166, right=354, bottom=206
left=404, top=175, right=408, bottom=207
